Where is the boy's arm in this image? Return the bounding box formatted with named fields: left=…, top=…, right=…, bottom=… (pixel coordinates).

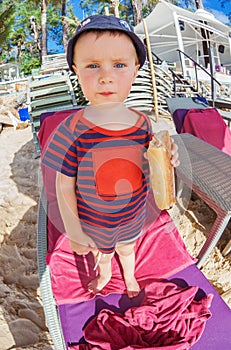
left=56, top=172, right=96, bottom=248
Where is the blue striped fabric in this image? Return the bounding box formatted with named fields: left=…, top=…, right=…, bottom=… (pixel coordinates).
left=42, top=109, right=152, bottom=252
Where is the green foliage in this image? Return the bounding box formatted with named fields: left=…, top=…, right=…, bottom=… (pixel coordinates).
left=119, top=0, right=135, bottom=23
left=0, top=0, right=76, bottom=74
left=0, top=4, right=15, bottom=48
left=78, top=0, right=188, bottom=25
left=18, top=51, right=41, bottom=75
left=79, top=0, right=106, bottom=17
left=142, top=0, right=158, bottom=19
left=64, top=15, right=81, bottom=38
left=46, top=5, right=63, bottom=47
left=0, top=0, right=41, bottom=70
left=79, top=0, right=134, bottom=22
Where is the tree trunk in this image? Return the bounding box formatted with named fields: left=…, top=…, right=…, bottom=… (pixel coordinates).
left=110, top=0, right=120, bottom=17
left=30, top=16, right=41, bottom=54
left=62, top=0, right=68, bottom=53
left=131, top=0, right=143, bottom=25
left=195, top=0, right=204, bottom=9
left=41, top=0, right=47, bottom=60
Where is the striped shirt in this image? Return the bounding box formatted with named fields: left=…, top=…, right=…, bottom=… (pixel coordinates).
left=42, top=108, right=152, bottom=253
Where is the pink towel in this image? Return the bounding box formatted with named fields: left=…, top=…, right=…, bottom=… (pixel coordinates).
left=181, top=108, right=231, bottom=156
left=68, top=281, right=212, bottom=349
left=48, top=197, right=196, bottom=305
left=69, top=344, right=189, bottom=349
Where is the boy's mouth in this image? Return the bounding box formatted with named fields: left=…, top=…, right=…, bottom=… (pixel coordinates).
left=99, top=92, right=115, bottom=97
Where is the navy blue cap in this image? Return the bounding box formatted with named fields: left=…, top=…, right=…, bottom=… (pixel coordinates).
left=67, top=15, right=146, bottom=72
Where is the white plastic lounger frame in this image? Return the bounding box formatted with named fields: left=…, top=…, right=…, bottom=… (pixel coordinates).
left=37, top=188, right=66, bottom=350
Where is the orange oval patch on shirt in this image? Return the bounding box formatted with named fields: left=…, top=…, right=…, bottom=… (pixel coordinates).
left=92, top=146, right=143, bottom=197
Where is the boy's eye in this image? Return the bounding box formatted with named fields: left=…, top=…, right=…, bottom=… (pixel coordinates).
left=115, top=63, right=125, bottom=68
left=87, top=64, right=99, bottom=69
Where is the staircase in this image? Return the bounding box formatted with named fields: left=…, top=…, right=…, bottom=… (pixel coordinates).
left=126, top=61, right=201, bottom=118
left=172, top=72, right=199, bottom=97
left=126, top=48, right=226, bottom=118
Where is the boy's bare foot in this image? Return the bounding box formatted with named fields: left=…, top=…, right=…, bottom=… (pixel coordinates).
left=88, top=273, right=112, bottom=294
left=124, top=275, right=140, bottom=298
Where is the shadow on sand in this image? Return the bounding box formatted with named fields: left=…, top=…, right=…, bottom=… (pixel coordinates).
left=0, top=135, right=53, bottom=349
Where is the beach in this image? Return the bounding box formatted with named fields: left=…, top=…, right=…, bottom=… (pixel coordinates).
left=0, top=126, right=53, bottom=349
left=0, top=121, right=231, bottom=349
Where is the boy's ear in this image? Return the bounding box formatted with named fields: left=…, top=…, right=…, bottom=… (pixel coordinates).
left=133, top=64, right=140, bottom=82
left=72, top=64, right=79, bottom=77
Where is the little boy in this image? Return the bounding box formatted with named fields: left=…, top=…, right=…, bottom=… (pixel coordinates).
left=42, top=15, right=179, bottom=298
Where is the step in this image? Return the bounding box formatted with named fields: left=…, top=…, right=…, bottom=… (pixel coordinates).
left=29, top=102, right=76, bottom=118
left=30, top=85, right=70, bottom=99
left=30, top=94, right=73, bottom=109
left=29, top=75, right=69, bottom=89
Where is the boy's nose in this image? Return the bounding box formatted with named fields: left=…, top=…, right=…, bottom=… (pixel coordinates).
left=99, top=68, right=114, bottom=84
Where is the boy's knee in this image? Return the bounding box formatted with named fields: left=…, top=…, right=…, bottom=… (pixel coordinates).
left=116, top=241, right=136, bottom=256
left=100, top=252, right=114, bottom=262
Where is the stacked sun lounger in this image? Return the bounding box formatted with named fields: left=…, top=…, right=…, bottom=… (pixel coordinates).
left=126, top=63, right=172, bottom=116
left=40, top=54, right=69, bottom=74
left=27, top=72, right=77, bottom=157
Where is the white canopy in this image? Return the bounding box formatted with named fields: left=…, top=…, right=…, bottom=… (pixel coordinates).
left=135, top=0, right=231, bottom=71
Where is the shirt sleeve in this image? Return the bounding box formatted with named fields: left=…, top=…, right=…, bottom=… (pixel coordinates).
left=41, top=117, right=78, bottom=177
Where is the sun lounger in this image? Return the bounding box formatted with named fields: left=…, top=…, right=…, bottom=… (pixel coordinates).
left=28, top=72, right=77, bottom=157
left=165, top=97, right=208, bottom=133
left=173, top=133, right=231, bottom=266
left=166, top=97, right=231, bottom=131
left=37, top=191, right=231, bottom=349
left=37, top=187, right=231, bottom=350
left=165, top=97, right=231, bottom=260
left=37, top=109, right=231, bottom=350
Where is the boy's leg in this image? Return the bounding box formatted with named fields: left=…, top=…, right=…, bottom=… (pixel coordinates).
left=115, top=240, right=140, bottom=298
left=88, top=251, right=114, bottom=294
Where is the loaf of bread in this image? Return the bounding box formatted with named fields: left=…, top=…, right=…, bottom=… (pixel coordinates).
left=147, top=130, right=176, bottom=210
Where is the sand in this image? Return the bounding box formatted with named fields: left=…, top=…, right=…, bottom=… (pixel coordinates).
left=0, top=126, right=53, bottom=349
left=0, top=121, right=230, bottom=349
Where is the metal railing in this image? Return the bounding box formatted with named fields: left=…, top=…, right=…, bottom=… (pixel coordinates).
left=151, top=51, right=199, bottom=97
left=177, top=49, right=221, bottom=104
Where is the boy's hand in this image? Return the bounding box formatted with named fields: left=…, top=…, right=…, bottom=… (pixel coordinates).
left=144, top=136, right=180, bottom=167
left=68, top=231, right=97, bottom=255
left=170, top=137, right=180, bottom=167
left=69, top=235, right=97, bottom=255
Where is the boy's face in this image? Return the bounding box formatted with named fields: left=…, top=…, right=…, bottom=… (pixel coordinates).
left=72, top=31, right=140, bottom=106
